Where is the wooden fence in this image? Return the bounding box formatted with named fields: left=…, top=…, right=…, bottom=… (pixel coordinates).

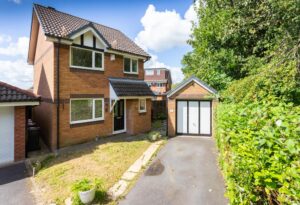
left=151, top=100, right=167, bottom=121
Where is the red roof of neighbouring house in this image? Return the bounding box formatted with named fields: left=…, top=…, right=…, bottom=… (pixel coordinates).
left=0, top=81, right=40, bottom=102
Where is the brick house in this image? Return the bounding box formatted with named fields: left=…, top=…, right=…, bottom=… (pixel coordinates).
left=0, top=82, right=40, bottom=165
left=144, top=68, right=172, bottom=100
left=27, top=4, right=154, bottom=150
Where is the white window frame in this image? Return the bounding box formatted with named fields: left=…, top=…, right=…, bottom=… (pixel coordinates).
left=70, top=98, right=104, bottom=124
left=123, top=57, right=139, bottom=74
left=145, top=70, right=154, bottom=76
left=70, top=46, right=104, bottom=71
left=139, top=98, right=147, bottom=113
left=157, top=69, right=160, bottom=75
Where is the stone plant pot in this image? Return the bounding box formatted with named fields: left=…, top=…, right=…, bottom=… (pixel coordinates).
left=79, top=189, right=95, bottom=204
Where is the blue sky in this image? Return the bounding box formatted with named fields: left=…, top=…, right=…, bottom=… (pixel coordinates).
left=0, top=0, right=196, bottom=88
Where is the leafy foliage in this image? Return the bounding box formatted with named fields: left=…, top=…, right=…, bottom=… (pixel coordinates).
left=223, top=58, right=299, bottom=104
left=216, top=101, right=300, bottom=204
left=182, top=0, right=300, bottom=91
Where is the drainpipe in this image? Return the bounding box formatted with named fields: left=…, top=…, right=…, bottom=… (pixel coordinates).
left=56, top=39, right=61, bottom=150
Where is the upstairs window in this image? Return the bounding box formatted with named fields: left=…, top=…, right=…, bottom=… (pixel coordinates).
left=124, top=57, right=138, bottom=74
left=145, top=70, right=154, bottom=75
left=70, top=47, right=104, bottom=70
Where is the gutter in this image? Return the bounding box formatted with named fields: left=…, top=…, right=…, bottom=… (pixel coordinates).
left=56, top=39, right=61, bottom=150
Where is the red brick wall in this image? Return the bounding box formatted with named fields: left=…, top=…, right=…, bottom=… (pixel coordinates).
left=150, top=85, right=167, bottom=94
left=144, top=69, right=166, bottom=81
left=14, top=107, right=26, bottom=161
left=33, top=24, right=56, bottom=150
left=126, top=99, right=152, bottom=135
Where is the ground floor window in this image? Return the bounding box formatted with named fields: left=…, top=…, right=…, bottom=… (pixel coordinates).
left=139, top=99, right=147, bottom=113
left=70, top=98, right=104, bottom=124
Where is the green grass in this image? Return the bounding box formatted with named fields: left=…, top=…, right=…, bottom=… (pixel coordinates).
left=34, top=135, right=152, bottom=204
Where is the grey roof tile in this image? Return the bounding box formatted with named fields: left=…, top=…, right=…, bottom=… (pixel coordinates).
left=0, top=81, right=40, bottom=103
left=109, top=78, right=154, bottom=97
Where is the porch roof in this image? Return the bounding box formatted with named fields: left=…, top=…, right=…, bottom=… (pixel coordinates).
left=109, top=78, right=154, bottom=97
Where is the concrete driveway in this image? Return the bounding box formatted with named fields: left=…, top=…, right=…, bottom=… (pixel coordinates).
left=119, top=136, right=228, bottom=205
left=0, top=162, right=35, bottom=205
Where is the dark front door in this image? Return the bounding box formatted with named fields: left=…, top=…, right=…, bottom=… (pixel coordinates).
left=114, top=99, right=125, bottom=132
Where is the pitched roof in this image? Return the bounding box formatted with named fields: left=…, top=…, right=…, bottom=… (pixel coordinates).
left=33, top=4, right=150, bottom=58
left=109, top=78, right=154, bottom=97
left=0, top=81, right=40, bottom=103
left=167, top=76, right=218, bottom=98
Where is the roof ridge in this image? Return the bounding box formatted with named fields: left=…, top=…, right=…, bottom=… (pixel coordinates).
left=33, top=3, right=122, bottom=33
left=0, top=81, right=39, bottom=98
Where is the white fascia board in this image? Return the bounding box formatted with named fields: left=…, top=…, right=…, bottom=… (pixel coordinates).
left=46, top=36, right=73, bottom=45
left=109, top=84, right=119, bottom=112
left=109, top=84, right=118, bottom=101
left=69, top=27, right=108, bottom=49
left=0, top=101, right=40, bottom=107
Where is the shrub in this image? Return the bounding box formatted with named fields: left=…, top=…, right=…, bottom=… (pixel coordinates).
left=216, top=100, right=300, bottom=204
left=148, top=131, right=162, bottom=142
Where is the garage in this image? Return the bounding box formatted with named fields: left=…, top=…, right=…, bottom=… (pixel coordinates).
left=176, top=100, right=212, bottom=135
left=167, top=76, right=218, bottom=137
left=0, top=81, right=40, bottom=166
left=0, top=107, right=15, bottom=164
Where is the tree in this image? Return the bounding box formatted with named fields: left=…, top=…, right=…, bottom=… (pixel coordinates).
left=182, top=0, right=300, bottom=91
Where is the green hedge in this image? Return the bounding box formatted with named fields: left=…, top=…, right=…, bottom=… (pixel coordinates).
left=216, top=100, right=300, bottom=204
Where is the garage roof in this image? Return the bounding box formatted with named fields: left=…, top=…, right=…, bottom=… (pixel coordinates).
left=0, top=81, right=40, bottom=103
left=167, top=76, right=217, bottom=98
left=109, top=78, right=154, bottom=97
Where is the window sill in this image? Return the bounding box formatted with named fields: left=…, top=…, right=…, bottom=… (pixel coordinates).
left=70, top=119, right=104, bottom=128
left=70, top=67, right=104, bottom=73
left=139, top=110, right=147, bottom=114
left=124, top=72, right=138, bottom=75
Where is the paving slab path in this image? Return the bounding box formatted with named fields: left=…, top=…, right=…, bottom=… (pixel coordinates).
left=119, top=136, right=228, bottom=205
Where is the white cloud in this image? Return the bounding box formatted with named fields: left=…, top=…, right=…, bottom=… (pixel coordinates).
left=145, top=54, right=184, bottom=84
left=0, top=59, right=33, bottom=89
left=9, top=0, right=21, bottom=4
left=0, top=35, right=32, bottom=89
left=184, top=3, right=198, bottom=22
left=0, top=35, right=12, bottom=44
left=0, top=36, right=29, bottom=58
left=135, top=4, right=197, bottom=52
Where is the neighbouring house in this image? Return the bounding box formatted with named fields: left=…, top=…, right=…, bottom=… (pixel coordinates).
left=167, top=76, right=218, bottom=137
left=144, top=68, right=172, bottom=101
left=0, top=81, right=40, bottom=166
left=27, top=4, right=154, bottom=150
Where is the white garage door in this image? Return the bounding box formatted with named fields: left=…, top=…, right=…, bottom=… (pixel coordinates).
left=176, top=100, right=212, bottom=136
left=0, top=107, right=15, bottom=164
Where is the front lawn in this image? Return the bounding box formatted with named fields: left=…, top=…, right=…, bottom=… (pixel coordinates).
left=34, top=134, right=152, bottom=204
